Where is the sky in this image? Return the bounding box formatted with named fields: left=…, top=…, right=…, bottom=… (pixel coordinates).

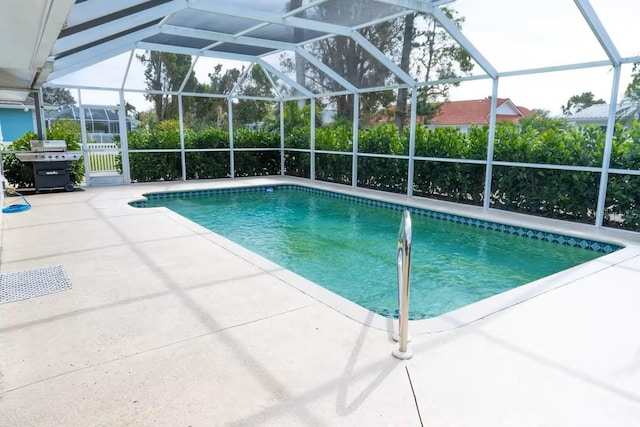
left=50, top=0, right=640, bottom=118
left=446, top=0, right=639, bottom=115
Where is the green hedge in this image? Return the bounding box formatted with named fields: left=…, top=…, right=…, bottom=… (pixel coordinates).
left=284, top=125, right=311, bottom=149
left=284, top=152, right=310, bottom=178
left=123, top=121, right=281, bottom=181
left=313, top=120, right=640, bottom=230
left=359, top=124, right=406, bottom=155
left=413, top=161, right=485, bottom=204
left=233, top=128, right=280, bottom=177
left=358, top=157, right=407, bottom=193
left=116, top=118, right=640, bottom=231
left=185, top=152, right=229, bottom=180
left=316, top=153, right=351, bottom=185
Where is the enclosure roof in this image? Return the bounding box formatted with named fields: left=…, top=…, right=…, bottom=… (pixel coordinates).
left=45, top=106, right=140, bottom=124
left=0, top=0, right=637, bottom=102
left=0, top=0, right=75, bottom=101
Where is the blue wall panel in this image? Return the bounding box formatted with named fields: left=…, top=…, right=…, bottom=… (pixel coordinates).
left=0, top=109, right=35, bottom=143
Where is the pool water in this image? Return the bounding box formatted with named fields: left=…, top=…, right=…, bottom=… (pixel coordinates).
left=141, top=187, right=605, bottom=319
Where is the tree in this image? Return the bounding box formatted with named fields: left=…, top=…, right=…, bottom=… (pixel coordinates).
left=264, top=100, right=321, bottom=134
left=286, top=0, right=399, bottom=119
left=117, top=101, right=137, bottom=117
left=530, top=108, right=551, bottom=118
left=289, top=0, right=306, bottom=105
left=617, top=63, right=640, bottom=125
left=394, top=13, right=415, bottom=132
left=40, top=87, right=75, bottom=108
left=135, top=110, right=158, bottom=131
left=185, top=64, right=241, bottom=130
left=137, top=51, right=197, bottom=122
left=518, top=114, right=571, bottom=133
left=232, top=65, right=274, bottom=126
left=406, top=10, right=474, bottom=128
left=284, top=3, right=472, bottom=130
left=561, top=91, right=605, bottom=115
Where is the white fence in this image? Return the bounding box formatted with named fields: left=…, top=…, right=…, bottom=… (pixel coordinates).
left=87, top=143, right=118, bottom=173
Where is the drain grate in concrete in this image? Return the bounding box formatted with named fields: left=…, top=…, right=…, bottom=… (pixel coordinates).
left=0, top=265, right=72, bottom=304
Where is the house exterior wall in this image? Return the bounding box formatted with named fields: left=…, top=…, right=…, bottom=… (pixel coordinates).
left=496, top=102, right=517, bottom=115
left=0, top=108, right=35, bottom=143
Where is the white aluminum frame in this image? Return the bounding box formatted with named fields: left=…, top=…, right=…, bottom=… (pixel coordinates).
left=29, top=0, right=640, bottom=231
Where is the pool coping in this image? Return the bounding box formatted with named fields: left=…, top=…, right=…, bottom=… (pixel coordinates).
left=127, top=176, right=640, bottom=334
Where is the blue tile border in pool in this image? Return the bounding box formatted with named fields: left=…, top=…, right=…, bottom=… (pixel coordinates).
left=130, top=184, right=622, bottom=254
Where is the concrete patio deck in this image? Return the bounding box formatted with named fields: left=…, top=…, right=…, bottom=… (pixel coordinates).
left=1, top=177, right=640, bottom=426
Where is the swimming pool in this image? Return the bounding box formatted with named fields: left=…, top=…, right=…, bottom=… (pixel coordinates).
left=132, top=184, right=621, bottom=321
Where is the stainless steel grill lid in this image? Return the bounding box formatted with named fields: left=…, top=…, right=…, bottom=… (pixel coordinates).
left=30, top=140, right=67, bottom=152
left=15, top=140, right=82, bottom=162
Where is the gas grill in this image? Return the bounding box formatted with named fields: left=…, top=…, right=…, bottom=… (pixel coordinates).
left=15, top=140, right=83, bottom=192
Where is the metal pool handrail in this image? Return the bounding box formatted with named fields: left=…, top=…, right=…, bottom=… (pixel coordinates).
left=393, top=210, right=413, bottom=360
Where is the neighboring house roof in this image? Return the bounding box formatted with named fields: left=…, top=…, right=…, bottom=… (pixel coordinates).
left=429, top=98, right=532, bottom=126
left=565, top=104, right=611, bottom=122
